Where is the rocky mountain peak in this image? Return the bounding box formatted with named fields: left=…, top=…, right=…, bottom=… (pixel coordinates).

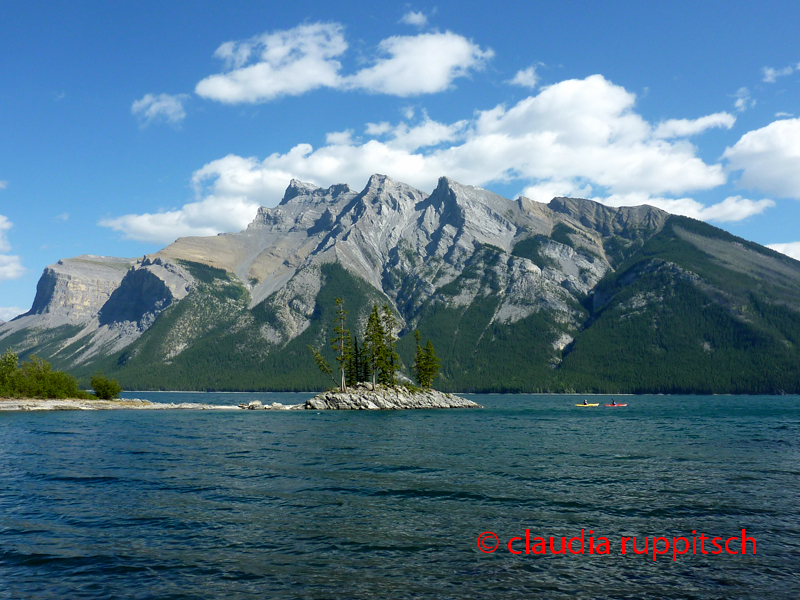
left=280, top=179, right=321, bottom=204
left=548, top=196, right=669, bottom=237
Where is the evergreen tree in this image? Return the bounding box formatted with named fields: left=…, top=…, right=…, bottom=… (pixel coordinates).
left=330, top=298, right=352, bottom=391
left=412, top=330, right=424, bottom=387
left=364, top=305, right=385, bottom=389
left=379, top=304, right=400, bottom=386
left=0, top=349, right=19, bottom=395
left=308, top=345, right=338, bottom=388
left=347, top=337, right=361, bottom=387
left=357, top=336, right=370, bottom=384
left=421, top=339, right=441, bottom=388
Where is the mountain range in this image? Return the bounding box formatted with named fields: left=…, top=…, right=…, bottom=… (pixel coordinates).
left=3, top=174, right=800, bottom=393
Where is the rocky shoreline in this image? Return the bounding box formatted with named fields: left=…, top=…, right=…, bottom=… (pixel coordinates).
left=0, top=386, right=481, bottom=412
left=0, top=398, right=243, bottom=411
left=304, top=384, right=482, bottom=410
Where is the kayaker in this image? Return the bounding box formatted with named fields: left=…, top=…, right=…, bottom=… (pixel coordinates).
left=583, top=399, right=588, bottom=405
left=611, top=400, right=617, bottom=406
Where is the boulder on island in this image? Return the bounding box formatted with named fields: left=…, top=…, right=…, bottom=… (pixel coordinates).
left=305, top=384, right=482, bottom=410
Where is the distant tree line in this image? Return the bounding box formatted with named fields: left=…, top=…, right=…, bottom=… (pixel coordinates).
left=309, top=299, right=440, bottom=391
left=0, top=350, right=123, bottom=400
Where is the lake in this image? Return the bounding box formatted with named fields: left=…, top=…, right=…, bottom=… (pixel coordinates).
left=1, top=393, right=798, bottom=599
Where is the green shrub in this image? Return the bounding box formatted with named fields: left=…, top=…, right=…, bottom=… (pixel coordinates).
left=90, top=373, right=123, bottom=400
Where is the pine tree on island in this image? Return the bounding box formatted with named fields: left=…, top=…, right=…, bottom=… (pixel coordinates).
left=331, top=298, right=352, bottom=392
left=308, top=299, right=441, bottom=393
left=379, top=304, right=400, bottom=386
left=364, top=304, right=385, bottom=389
left=413, top=330, right=442, bottom=388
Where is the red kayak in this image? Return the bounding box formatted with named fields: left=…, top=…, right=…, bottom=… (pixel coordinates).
left=604, top=403, right=627, bottom=407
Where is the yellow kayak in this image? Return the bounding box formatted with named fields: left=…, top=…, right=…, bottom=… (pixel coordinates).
left=575, top=403, right=599, bottom=407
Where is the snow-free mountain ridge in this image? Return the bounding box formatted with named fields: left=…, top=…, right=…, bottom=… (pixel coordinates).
left=3, top=174, right=800, bottom=393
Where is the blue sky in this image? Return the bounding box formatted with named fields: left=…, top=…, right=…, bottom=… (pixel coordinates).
left=2, top=0, right=799, bottom=320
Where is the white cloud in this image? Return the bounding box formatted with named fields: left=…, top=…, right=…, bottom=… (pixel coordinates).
left=132, top=93, right=189, bottom=126
left=0, top=306, right=25, bottom=321
left=653, top=112, right=735, bottom=138
left=0, top=180, right=7, bottom=189
left=723, top=118, right=800, bottom=198
left=325, top=130, right=354, bottom=145
left=762, top=65, right=794, bottom=83
left=195, top=23, right=348, bottom=104
left=509, top=66, right=540, bottom=89
left=344, top=32, right=493, bottom=96
left=54, top=212, right=70, bottom=221
left=768, top=242, right=800, bottom=261
left=399, top=11, right=428, bottom=27
left=463, top=75, right=726, bottom=196
left=0, top=255, right=24, bottom=280
left=365, top=121, right=393, bottom=136
left=690, top=195, right=774, bottom=221
left=0, top=215, right=24, bottom=280
left=733, top=87, right=755, bottom=113
left=195, top=24, right=493, bottom=103
left=521, top=180, right=594, bottom=204
left=0, top=214, right=14, bottom=253
left=99, top=196, right=260, bottom=245
left=776, top=112, right=794, bottom=118
left=100, top=155, right=266, bottom=243
left=596, top=193, right=774, bottom=222
left=365, top=115, right=468, bottom=151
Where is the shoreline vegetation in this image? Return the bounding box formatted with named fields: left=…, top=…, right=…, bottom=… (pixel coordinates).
left=1, top=350, right=123, bottom=401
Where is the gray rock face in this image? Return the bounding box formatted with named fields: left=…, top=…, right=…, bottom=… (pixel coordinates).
left=168, top=174, right=650, bottom=345
left=305, top=384, right=482, bottom=410
left=26, top=255, right=136, bottom=325
left=0, top=254, right=193, bottom=363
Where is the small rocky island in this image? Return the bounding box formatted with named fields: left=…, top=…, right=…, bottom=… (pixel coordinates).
left=304, top=384, right=481, bottom=410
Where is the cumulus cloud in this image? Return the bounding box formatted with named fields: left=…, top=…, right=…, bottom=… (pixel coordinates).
left=762, top=65, right=794, bottom=83
left=195, top=24, right=492, bottom=102
left=768, top=242, right=800, bottom=261
left=343, top=32, right=493, bottom=96
left=508, top=66, right=540, bottom=89
left=0, top=214, right=15, bottom=253
left=195, top=23, right=347, bottom=103
left=364, top=114, right=468, bottom=150
left=325, top=130, right=355, bottom=145
left=99, top=197, right=261, bottom=244
left=132, top=93, right=189, bottom=126
left=0, top=306, right=24, bottom=321
left=733, top=87, right=755, bottom=113
left=0, top=215, right=24, bottom=280
left=594, top=193, right=774, bottom=223
left=100, top=154, right=272, bottom=244
left=723, top=118, right=800, bottom=198
left=653, top=112, right=735, bottom=138
left=399, top=11, right=428, bottom=27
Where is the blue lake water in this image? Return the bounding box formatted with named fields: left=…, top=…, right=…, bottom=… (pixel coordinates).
left=1, top=393, right=799, bottom=599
